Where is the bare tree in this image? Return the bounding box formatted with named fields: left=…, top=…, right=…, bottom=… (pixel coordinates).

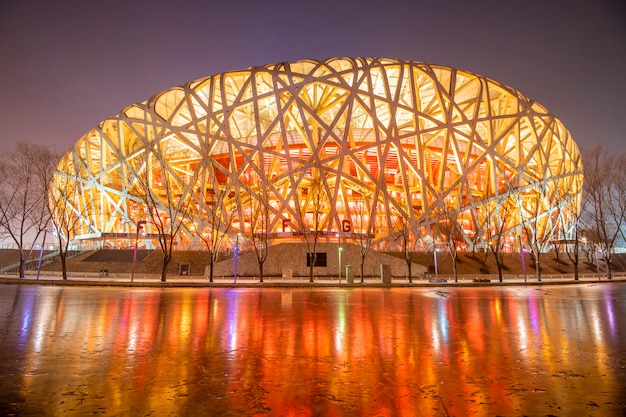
left=613, top=153, right=626, bottom=242
left=198, top=196, right=234, bottom=282
left=350, top=196, right=375, bottom=283
left=196, top=162, right=234, bottom=283
left=554, top=173, right=586, bottom=280
left=393, top=214, right=414, bottom=283
left=242, top=171, right=271, bottom=282
left=0, top=141, right=56, bottom=277
left=298, top=174, right=326, bottom=283
left=520, top=182, right=560, bottom=282
left=127, top=141, right=198, bottom=282
left=467, top=205, right=490, bottom=268
left=581, top=146, right=626, bottom=279
left=463, top=207, right=483, bottom=259
left=438, top=205, right=463, bottom=283
left=46, top=151, right=92, bottom=279
left=481, top=196, right=514, bottom=283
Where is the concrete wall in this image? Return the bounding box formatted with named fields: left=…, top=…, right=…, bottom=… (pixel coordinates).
left=206, top=242, right=427, bottom=279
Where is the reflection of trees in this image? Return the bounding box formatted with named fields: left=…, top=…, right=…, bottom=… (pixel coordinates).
left=9, top=284, right=621, bottom=415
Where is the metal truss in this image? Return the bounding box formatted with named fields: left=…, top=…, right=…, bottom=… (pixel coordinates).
left=52, top=57, right=583, bottom=250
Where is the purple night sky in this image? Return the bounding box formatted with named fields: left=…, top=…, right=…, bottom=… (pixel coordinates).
left=1, top=0, right=624, bottom=154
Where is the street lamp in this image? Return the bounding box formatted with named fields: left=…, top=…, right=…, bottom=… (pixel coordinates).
left=336, top=232, right=343, bottom=283
left=338, top=246, right=343, bottom=283
left=36, top=229, right=53, bottom=280
left=234, top=232, right=241, bottom=283
left=434, top=247, right=440, bottom=280
left=131, top=219, right=146, bottom=282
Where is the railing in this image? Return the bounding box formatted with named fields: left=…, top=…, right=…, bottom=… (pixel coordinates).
left=4, top=270, right=624, bottom=284
left=0, top=250, right=86, bottom=273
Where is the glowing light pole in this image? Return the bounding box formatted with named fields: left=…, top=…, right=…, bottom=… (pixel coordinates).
left=234, top=233, right=241, bottom=283
left=336, top=233, right=344, bottom=282
left=434, top=246, right=439, bottom=280
left=338, top=246, right=343, bottom=284
left=131, top=219, right=146, bottom=282
left=36, top=229, right=51, bottom=280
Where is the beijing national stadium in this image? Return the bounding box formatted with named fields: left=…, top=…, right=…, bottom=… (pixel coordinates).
left=51, top=57, right=583, bottom=253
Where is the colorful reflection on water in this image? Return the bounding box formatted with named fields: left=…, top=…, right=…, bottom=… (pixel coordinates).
left=1, top=284, right=625, bottom=416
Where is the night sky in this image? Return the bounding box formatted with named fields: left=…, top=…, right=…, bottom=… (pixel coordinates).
left=1, top=0, right=624, bottom=155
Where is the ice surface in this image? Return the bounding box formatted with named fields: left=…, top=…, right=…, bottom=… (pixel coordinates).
left=0, top=283, right=625, bottom=415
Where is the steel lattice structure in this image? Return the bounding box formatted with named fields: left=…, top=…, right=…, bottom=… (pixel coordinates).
left=53, top=57, right=583, bottom=250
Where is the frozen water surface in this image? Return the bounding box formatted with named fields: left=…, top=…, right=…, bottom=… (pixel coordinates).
left=0, top=283, right=625, bottom=416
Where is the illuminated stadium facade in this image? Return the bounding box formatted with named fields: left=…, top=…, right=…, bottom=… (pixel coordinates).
left=53, top=57, right=583, bottom=252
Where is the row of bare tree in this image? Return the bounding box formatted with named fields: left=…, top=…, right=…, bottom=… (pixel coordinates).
left=578, top=145, right=626, bottom=279
left=0, top=141, right=623, bottom=283
left=0, top=141, right=59, bottom=278
left=360, top=144, right=626, bottom=284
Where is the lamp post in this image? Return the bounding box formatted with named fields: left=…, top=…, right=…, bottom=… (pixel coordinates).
left=517, top=234, right=525, bottom=283
left=338, top=246, right=343, bottom=284
left=337, top=233, right=342, bottom=283
left=131, top=220, right=146, bottom=282
left=521, top=248, right=528, bottom=283
left=433, top=246, right=439, bottom=280
left=234, top=233, right=240, bottom=283
left=36, top=229, right=50, bottom=280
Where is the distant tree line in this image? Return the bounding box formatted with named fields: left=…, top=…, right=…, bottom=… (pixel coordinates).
left=0, top=140, right=624, bottom=282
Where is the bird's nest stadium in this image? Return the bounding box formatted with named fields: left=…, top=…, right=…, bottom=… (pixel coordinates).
left=52, top=57, right=583, bottom=252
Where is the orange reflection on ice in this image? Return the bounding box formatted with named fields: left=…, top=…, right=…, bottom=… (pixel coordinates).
left=3, top=284, right=626, bottom=416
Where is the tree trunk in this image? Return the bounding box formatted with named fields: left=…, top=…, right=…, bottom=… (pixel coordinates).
left=452, top=255, right=458, bottom=283
left=567, top=240, right=579, bottom=281
left=573, top=241, right=579, bottom=281
left=360, top=256, right=365, bottom=283
left=407, top=260, right=412, bottom=283
left=18, top=248, right=26, bottom=278
left=496, top=258, right=503, bottom=282
left=19, top=259, right=25, bottom=278
left=490, top=246, right=503, bottom=282
left=61, top=253, right=68, bottom=280
left=604, top=255, right=612, bottom=279
left=161, top=253, right=171, bottom=282
left=480, top=250, right=489, bottom=269
left=309, top=253, right=315, bottom=283
left=259, top=262, right=264, bottom=283
left=535, top=251, right=542, bottom=282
